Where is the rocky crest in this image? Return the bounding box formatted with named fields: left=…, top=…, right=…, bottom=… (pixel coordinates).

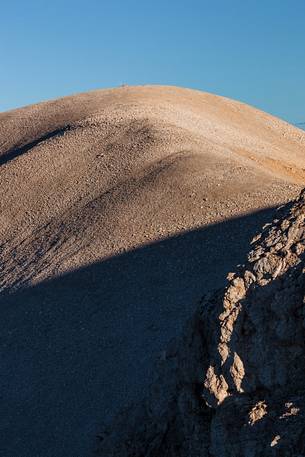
left=98, top=190, right=305, bottom=456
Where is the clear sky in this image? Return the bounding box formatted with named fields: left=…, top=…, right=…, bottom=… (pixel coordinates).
left=1, top=0, right=304, bottom=122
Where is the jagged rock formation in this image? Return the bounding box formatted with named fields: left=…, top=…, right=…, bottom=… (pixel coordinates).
left=98, top=190, right=305, bottom=456
left=203, top=190, right=305, bottom=456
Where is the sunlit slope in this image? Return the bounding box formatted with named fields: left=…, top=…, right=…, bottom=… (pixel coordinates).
left=0, top=85, right=304, bottom=289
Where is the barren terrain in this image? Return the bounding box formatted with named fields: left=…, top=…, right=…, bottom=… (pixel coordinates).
left=1, top=86, right=305, bottom=456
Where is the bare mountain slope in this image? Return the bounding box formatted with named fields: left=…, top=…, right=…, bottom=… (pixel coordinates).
left=1, top=86, right=305, bottom=456
left=0, top=85, right=304, bottom=290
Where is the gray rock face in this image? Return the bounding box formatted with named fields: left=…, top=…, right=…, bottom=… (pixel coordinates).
left=202, top=190, right=305, bottom=456
left=98, top=190, right=305, bottom=456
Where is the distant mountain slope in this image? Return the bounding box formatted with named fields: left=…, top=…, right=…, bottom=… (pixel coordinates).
left=295, top=122, right=305, bottom=130
left=1, top=86, right=305, bottom=457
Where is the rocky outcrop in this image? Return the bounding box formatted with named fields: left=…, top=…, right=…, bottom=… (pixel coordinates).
left=98, top=190, right=305, bottom=456
left=202, top=189, right=305, bottom=456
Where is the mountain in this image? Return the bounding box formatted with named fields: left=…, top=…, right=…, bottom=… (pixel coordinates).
left=1, top=85, right=305, bottom=456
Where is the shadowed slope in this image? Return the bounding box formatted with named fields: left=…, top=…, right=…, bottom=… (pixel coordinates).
left=97, top=192, right=305, bottom=457
left=1, top=208, right=276, bottom=457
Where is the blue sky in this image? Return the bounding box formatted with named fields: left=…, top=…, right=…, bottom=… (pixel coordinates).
left=1, top=0, right=304, bottom=122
